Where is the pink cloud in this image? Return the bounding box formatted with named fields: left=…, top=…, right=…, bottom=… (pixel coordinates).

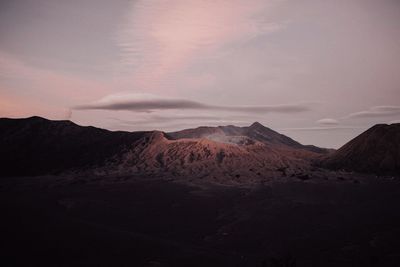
left=116, top=0, right=283, bottom=93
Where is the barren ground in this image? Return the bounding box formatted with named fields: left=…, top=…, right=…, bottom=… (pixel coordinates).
left=1, top=174, right=400, bottom=266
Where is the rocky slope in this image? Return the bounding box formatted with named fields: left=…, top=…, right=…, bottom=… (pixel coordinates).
left=324, top=123, right=400, bottom=174
left=113, top=131, right=319, bottom=181
left=169, top=122, right=330, bottom=154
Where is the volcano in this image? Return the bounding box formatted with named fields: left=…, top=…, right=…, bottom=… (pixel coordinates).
left=168, top=121, right=329, bottom=153
left=324, top=123, right=400, bottom=174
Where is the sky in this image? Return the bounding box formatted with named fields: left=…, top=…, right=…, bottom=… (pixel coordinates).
left=1, top=0, right=400, bottom=148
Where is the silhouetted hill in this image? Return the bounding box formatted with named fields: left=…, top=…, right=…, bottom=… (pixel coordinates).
left=324, top=123, right=400, bottom=175
left=0, top=116, right=146, bottom=177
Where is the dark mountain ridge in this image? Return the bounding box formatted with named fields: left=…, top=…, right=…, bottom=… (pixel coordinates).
left=0, top=116, right=146, bottom=177
left=324, top=123, right=400, bottom=175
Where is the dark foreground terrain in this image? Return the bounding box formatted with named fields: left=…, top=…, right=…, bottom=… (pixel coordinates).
left=2, top=174, right=400, bottom=267
left=1, top=117, right=400, bottom=266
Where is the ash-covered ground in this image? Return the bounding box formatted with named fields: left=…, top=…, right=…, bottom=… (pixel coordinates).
left=2, top=173, right=400, bottom=267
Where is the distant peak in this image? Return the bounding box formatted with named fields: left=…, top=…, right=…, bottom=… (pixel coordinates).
left=250, top=121, right=265, bottom=128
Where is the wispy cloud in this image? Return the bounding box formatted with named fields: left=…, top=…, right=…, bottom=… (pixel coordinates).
left=316, top=118, right=339, bottom=125
left=74, top=93, right=311, bottom=114
left=279, top=126, right=364, bottom=131
left=108, top=115, right=221, bottom=126
left=107, top=116, right=251, bottom=131
left=344, top=106, right=400, bottom=119
left=115, top=0, right=284, bottom=91
left=314, top=106, right=400, bottom=127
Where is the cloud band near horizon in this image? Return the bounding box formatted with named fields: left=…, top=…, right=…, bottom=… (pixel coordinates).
left=74, top=93, right=311, bottom=114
